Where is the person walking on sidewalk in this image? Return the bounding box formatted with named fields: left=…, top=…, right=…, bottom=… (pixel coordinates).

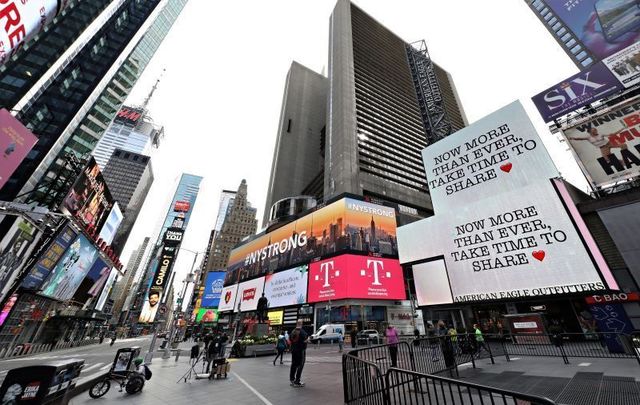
left=386, top=324, right=399, bottom=368
left=274, top=334, right=286, bottom=365
left=473, top=324, right=490, bottom=358
left=350, top=328, right=358, bottom=349
left=338, top=331, right=344, bottom=353
left=289, top=321, right=308, bottom=387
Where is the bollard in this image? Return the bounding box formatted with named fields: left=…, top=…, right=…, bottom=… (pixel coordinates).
left=175, top=349, right=181, bottom=362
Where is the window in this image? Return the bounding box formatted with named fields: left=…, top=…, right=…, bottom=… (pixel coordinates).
left=287, top=119, right=292, bottom=133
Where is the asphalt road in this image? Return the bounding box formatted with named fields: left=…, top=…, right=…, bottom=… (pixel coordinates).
left=0, top=336, right=154, bottom=386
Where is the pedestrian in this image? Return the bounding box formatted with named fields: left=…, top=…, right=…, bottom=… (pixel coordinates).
left=427, top=324, right=439, bottom=361
left=473, top=324, right=490, bottom=358
left=448, top=324, right=458, bottom=355
left=219, top=333, right=229, bottom=358
left=386, top=324, right=399, bottom=368
left=350, top=328, right=358, bottom=349
left=206, top=333, right=220, bottom=373
left=413, top=327, right=421, bottom=351
left=338, top=331, right=344, bottom=353
left=274, top=334, right=286, bottom=365
left=190, top=343, right=200, bottom=366
left=284, top=330, right=290, bottom=352
left=289, top=320, right=309, bottom=388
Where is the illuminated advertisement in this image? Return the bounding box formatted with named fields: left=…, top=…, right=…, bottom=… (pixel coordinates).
left=0, top=219, right=38, bottom=301
left=538, top=0, right=640, bottom=62
left=237, top=277, right=265, bottom=312
left=307, top=255, right=406, bottom=303
left=21, top=226, right=77, bottom=290
left=40, top=234, right=99, bottom=301
left=113, top=106, right=144, bottom=127
left=531, top=62, right=622, bottom=122
left=0, top=1, right=70, bottom=65
left=195, top=308, right=218, bottom=323
left=60, top=157, right=114, bottom=232
left=0, top=109, right=38, bottom=188
left=71, top=258, right=110, bottom=305
left=217, top=284, right=238, bottom=312
left=0, top=293, right=17, bottom=327
left=149, top=245, right=177, bottom=290
left=95, top=268, right=117, bottom=311
left=267, top=310, right=284, bottom=325
left=399, top=101, right=617, bottom=304
left=201, top=272, right=225, bottom=308
left=98, top=203, right=123, bottom=245
left=138, top=289, right=162, bottom=324
left=162, top=227, right=184, bottom=246
left=174, top=200, right=190, bottom=212
left=562, top=96, right=640, bottom=187
left=225, top=197, right=397, bottom=285
left=263, top=265, right=308, bottom=307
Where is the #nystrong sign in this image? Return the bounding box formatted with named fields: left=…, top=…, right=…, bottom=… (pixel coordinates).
left=563, top=96, right=640, bottom=187
left=398, top=100, right=618, bottom=305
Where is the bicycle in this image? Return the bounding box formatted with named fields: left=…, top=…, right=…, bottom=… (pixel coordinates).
left=89, top=370, right=145, bottom=398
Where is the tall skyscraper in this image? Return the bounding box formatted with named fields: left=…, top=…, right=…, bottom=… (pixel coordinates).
left=262, top=62, right=328, bottom=227
left=102, top=148, right=155, bottom=254
left=325, top=0, right=466, bottom=215
left=205, top=180, right=257, bottom=272
left=110, top=237, right=150, bottom=324
left=0, top=0, right=188, bottom=209
left=92, top=106, right=163, bottom=169
left=201, top=190, right=236, bottom=271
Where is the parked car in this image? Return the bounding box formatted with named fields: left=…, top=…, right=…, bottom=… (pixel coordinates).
left=357, top=330, right=381, bottom=344
left=310, top=324, right=345, bottom=343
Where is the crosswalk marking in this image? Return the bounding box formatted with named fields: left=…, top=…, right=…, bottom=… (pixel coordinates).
left=100, top=364, right=111, bottom=371
left=82, top=363, right=104, bottom=373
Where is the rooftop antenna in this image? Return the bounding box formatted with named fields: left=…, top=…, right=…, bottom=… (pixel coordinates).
left=142, top=68, right=166, bottom=110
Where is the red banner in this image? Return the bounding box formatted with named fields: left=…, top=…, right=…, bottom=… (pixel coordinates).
left=585, top=292, right=640, bottom=305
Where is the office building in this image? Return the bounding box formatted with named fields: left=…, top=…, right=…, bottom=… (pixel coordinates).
left=200, top=190, right=236, bottom=272
left=262, top=62, right=328, bottom=227
left=93, top=106, right=163, bottom=169
left=110, top=237, right=150, bottom=324
left=0, top=0, right=188, bottom=209
left=324, top=0, right=466, bottom=217
left=102, top=148, right=155, bottom=254
left=205, top=180, right=257, bottom=272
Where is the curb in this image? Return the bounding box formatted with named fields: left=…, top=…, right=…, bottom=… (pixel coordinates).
left=62, top=371, right=109, bottom=404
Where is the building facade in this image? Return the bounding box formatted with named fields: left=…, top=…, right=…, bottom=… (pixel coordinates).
left=110, top=237, right=151, bottom=325
left=262, top=62, right=328, bottom=227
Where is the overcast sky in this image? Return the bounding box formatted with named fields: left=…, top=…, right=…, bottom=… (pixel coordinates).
left=120, top=0, right=584, bottom=297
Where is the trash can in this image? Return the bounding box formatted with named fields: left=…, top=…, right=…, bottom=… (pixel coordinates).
left=0, top=359, right=84, bottom=404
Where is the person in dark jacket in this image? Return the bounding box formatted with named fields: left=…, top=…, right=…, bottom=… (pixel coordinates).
left=350, top=328, right=358, bottom=349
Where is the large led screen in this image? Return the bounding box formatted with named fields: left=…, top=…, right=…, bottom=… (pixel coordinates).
left=398, top=101, right=617, bottom=304
left=225, top=197, right=398, bottom=285
left=21, top=226, right=77, bottom=290
left=201, top=272, right=225, bottom=308
left=237, top=277, right=265, bottom=312
left=217, top=284, right=238, bottom=312
left=263, top=265, right=308, bottom=307
left=307, top=255, right=405, bottom=303
left=71, top=257, right=111, bottom=305
left=40, top=234, right=99, bottom=301
left=0, top=109, right=38, bottom=189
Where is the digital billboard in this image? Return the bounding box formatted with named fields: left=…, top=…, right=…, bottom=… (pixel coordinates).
left=307, top=255, right=406, bottom=303
left=71, top=257, right=110, bottom=305
left=0, top=219, right=38, bottom=301
left=0, top=109, right=38, bottom=188
left=21, top=226, right=78, bottom=290
left=540, top=0, right=640, bottom=62
left=237, top=277, right=265, bottom=312
left=0, top=1, right=70, bottom=65
left=162, top=227, right=184, bottom=246
left=531, top=62, right=623, bottom=122
left=113, top=106, right=144, bottom=127
left=138, top=288, right=162, bottom=324
left=263, top=265, right=308, bottom=307
left=149, top=245, right=177, bottom=291
left=225, top=197, right=397, bottom=285
left=562, top=96, right=640, bottom=187
left=217, top=284, right=238, bottom=312
left=174, top=201, right=190, bottom=212
left=201, top=272, right=225, bottom=308
left=398, top=101, right=617, bottom=304
left=40, top=234, right=99, bottom=301
left=95, top=268, right=117, bottom=311
left=60, top=157, right=114, bottom=232
left=195, top=308, right=218, bottom=323
left=98, top=203, right=123, bottom=245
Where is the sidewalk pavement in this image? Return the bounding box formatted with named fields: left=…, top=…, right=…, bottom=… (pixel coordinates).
left=69, top=342, right=346, bottom=405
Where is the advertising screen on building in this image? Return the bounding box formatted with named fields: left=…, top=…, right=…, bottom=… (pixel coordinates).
left=562, top=97, right=640, bottom=187
left=71, top=258, right=111, bottom=305
left=0, top=219, right=38, bottom=301
left=225, top=197, right=397, bottom=285
left=201, top=272, right=225, bottom=308
left=268, top=310, right=284, bottom=325
left=218, top=284, right=238, bottom=312
left=237, top=277, right=265, bottom=312
left=95, top=268, right=117, bottom=311
left=398, top=101, right=617, bottom=304
left=174, top=201, right=190, bottom=212
left=0, top=109, right=38, bottom=188
left=0, top=1, right=69, bottom=66
left=603, top=42, right=640, bottom=88
left=539, top=0, right=640, bottom=62
left=113, top=106, right=144, bottom=127
left=195, top=308, right=218, bottom=323
left=60, top=157, right=114, bottom=232
left=307, top=255, right=406, bottom=303
left=163, top=227, right=184, bottom=246
left=21, top=226, right=77, bottom=290
left=263, top=265, right=308, bottom=307
left=531, top=62, right=623, bottom=122
left=98, top=204, right=123, bottom=246
left=149, top=245, right=177, bottom=291
left=40, top=234, right=99, bottom=301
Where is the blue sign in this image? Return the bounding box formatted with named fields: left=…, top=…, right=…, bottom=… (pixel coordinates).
left=588, top=303, right=634, bottom=353
left=21, top=226, right=78, bottom=290
left=201, top=272, right=225, bottom=308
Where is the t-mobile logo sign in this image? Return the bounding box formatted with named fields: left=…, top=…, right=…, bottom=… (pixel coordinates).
left=316, top=261, right=340, bottom=287
left=360, top=259, right=392, bottom=286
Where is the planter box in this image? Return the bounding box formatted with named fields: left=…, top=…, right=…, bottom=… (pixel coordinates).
left=243, top=344, right=275, bottom=357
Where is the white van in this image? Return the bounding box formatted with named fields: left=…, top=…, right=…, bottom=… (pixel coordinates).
left=310, top=324, right=345, bottom=343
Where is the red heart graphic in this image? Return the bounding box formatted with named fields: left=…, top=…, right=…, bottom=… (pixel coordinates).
left=532, top=250, right=545, bottom=261
left=224, top=291, right=231, bottom=303
left=500, top=162, right=513, bottom=173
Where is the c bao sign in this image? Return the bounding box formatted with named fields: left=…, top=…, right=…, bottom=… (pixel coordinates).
left=307, top=254, right=405, bottom=303
left=399, top=101, right=617, bottom=305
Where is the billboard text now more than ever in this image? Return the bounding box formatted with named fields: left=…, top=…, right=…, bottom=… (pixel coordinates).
left=398, top=100, right=617, bottom=305
left=224, top=197, right=398, bottom=285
